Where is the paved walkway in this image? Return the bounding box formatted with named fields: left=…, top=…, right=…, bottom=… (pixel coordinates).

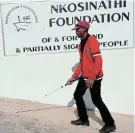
left=0, top=97, right=134, bottom=133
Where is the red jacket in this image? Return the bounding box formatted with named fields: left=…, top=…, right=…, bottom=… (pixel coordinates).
left=72, top=35, right=103, bottom=80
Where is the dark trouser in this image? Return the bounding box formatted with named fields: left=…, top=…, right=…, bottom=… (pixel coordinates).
left=74, top=77, right=114, bottom=126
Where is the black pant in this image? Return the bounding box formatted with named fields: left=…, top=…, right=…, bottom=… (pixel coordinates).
left=74, top=77, right=114, bottom=126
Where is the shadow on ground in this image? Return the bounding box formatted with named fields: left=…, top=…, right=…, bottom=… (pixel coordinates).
left=73, top=108, right=104, bottom=126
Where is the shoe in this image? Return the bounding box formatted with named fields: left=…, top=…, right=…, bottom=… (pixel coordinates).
left=99, top=123, right=116, bottom=133
left=71, top=119, right=89, bottom=126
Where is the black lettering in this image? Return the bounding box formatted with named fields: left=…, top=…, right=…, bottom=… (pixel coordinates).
left=108, top=42, right=114, bottom=47
left=23, top=47, right=27, bottom=52
left=124, top=40, right=128, bottom=45
left=66, top=17, right=73, bottom=26
left=16, top=48, right=21, bottom=53
left=100, top=40, right=128, bottom=48
left=78, top=2, right=84, bottom=11
left=49, top=18, right=55, bottom=27
left=50, top=1, right=127, bottom=14
left=83, top=15, right=91, bottom=23
left=33, top=47, right=38, bottom=52
left=101, top=42, right=107, bottom=47
left=114, top=0, right=123, bottom=8
left=93, top=34, right=103, bottom=39
left=62, top=36, right=78, bottom=41
left=63, top=44, right=78, bottom=50
left=92, top=15, right=100, bottom=23
left=98, top=1, right=107, bottom=9
left=89, top=1, right=97, bottom=10
left=111, top=13, right=121, bottom=22
left=85, top=2, right=89, bottom=11
left=108, top=0, right=112, bottom=8
left=42, top=38, right=50, bottom=43
left=23, top=47, right=33, bottom=52
left=40, top=46, right=44, bottom=51
left=49, top=12, right=130, bottom=27
left=63, top=44, right=68, bottom=50
left=70, top=44, right=78, bottom=49
left=68, top=3, right=77, bottom=12
left=123, top=0, right=127, bottom=7
left=100, top=14, right=106, bottom=23
left=51, top=5, right=58, bottom=14
left=122, top=12, right=129, bottom=21
left=107, top=14, right=111, bottom=22
left=56, top=18, right=65, bottom=26
left=59, top=4, right=67, bottom=13
left=114, top=41, right=119, bottom=46
left=120, top=40, right=128, bottom=46
left=74, top=16, right=81, bottom=23
left=57, top=45, right=61, bottom=50
left=44, top=46, right=49, bottom=51
left=73, top=36, right=78, bottom=41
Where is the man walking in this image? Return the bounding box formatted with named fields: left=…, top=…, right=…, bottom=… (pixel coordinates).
left=66, top=21, right=116, bottom=133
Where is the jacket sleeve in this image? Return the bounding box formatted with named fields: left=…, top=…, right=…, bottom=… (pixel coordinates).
left=89, top=36, right=103, bottom=80
left=72, top=45, right=82, bottom=78
left=72, top=60, right=82, bottom=78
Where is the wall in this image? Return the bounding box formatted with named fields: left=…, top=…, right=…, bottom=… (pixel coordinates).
left=0, top=48, right=134, bottom=115
left=0, top=0, right=134, bottom=115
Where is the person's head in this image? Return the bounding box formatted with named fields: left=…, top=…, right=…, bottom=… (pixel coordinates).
left=72, top=21, right=90, bottom=39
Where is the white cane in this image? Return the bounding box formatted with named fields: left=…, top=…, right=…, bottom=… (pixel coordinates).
left=15, top=84, right=68, bottom=113
left=15, top=78, right=79, bottom=113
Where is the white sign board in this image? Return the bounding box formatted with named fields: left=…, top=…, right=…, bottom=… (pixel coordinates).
left=1, top=0, right=134, bottom=56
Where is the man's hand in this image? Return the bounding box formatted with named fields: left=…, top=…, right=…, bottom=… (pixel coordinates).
left=85, top=79, right=94, bottom=88
left=66, top=77, right=76, bottom=85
